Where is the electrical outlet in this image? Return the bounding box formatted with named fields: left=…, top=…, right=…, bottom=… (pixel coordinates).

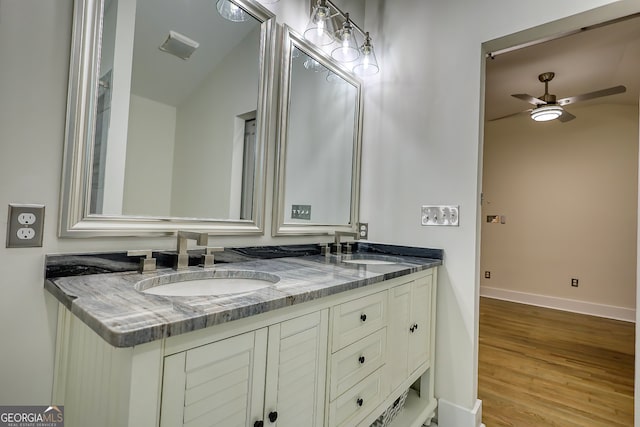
left=17, top=228, right=36, bottom=240
left=6, top=204, right=45, bottom=248
left=421, top=205, right=459, bottom=226
left=571, top=278, right=579, bottom=287
left=484, top=271, right=491, bottom=279
left=357, top=222, right=368, bottom=239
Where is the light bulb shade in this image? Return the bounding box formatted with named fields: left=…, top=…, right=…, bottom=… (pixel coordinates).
left=216, top=0, right=250, bottom=22
left=304, top=57, right=325, bottom=72
left=530, top=104, right=563, bottom=122
left=353, top=41, right=379, bottom=76
left=331, top=24, right=360, bottom=63
left=304, top=2, right=336, bottom=46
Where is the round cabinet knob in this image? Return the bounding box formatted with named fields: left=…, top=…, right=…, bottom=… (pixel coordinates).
left=356, top=398, right=364, bottom=407
left=360, top=313, right=367, bottom=322
left=254, top=421, right=264, bottom=427
left=268, top=411, right=278, bottom=423
left=358, top=355, right=365, bottom=364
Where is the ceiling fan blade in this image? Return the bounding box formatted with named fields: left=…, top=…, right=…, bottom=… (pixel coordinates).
left=512, top=93, right=546, bottom=106
left=488, top=109, right=532, bottom=121
left=557, top=109, right=576, bottom=122
left=557, top=85, right=626, bottom=106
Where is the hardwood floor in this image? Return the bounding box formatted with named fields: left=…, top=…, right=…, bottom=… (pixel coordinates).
left=478, top=297, right=635, bottom=427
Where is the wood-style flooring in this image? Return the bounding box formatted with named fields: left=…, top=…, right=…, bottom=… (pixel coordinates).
left=478, top=297, right=635, bottom=426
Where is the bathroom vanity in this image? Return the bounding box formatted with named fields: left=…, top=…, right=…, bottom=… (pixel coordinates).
left=46, top=244, right=441, bottom=427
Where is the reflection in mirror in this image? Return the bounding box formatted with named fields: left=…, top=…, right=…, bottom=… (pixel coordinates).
left=59, top=0, right=274, bottom=236
left=273, top=27, right=362, bottom=235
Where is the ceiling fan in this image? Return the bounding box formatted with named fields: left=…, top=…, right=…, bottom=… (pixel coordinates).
left=499, top=72, right=626, bottom=122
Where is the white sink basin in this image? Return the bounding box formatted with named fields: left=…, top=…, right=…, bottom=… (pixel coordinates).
left=136, top=270, right=279, bottom=297
left=341, top=259, right=398, bottom=265
left=340, top=255, right=403, bottom=265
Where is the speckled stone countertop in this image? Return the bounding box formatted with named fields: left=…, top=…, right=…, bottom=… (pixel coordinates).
left=45, top=243, right=443, bottom=348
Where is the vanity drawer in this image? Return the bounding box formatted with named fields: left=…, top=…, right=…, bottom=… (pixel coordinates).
left=328, top=366, right=386, bottom=427
left=330, top=328, right=386, bottom=399
left=332, top=291, right=387, bottom=351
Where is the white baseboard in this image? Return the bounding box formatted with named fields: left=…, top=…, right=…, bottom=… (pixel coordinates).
left=437, top=399, right=482, bottom=427
left=480, top=286, right=636, bottom=322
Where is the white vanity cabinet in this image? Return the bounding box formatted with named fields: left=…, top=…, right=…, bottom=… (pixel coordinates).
left=160, top=310, right=328, bottom=427
left=52, top=268, right=437, bottom=427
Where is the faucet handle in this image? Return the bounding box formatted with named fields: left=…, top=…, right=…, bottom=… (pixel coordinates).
left=319, top=243, right=330, bottom=256
left=127, top=250, right=156, bottom=273
left=202, top=247, right=224, bottom=268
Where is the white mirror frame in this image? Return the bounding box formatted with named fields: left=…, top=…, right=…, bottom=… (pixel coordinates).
left=59, top=0, right=276, bottom=237
left=272, top=26, right=363, bottom=236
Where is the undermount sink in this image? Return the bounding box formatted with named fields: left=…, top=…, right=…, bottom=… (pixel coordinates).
left=340, top=255, right=403, bottom=265
left=341, top=259, right=398, bottom=265
left=135, top=270, right=280, bottom=297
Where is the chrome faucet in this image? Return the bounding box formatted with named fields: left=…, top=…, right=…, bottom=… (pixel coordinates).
left=175, top=231, right=224, bottom=270
left=333, top=231, right=359, bottom=255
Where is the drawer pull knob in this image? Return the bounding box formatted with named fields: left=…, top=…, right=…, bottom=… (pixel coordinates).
left=360, top=313, right=367, bottom=322
left=358, top=355, right=365, bottom=364
left=254, top=421, right=264, bottom=427
left=414, top=323, right=419, bottom=330
left=410, top=325, right=415, bottom=333
left=268, top=411, right=278, bottom=423
left=356, top=397, right=364, bottom=407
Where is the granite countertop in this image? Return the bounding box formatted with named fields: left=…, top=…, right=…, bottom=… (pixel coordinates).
left=45, top=243, right=443, bottom=348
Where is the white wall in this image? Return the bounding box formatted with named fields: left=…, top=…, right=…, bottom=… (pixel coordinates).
left=481, top=103, right=638, bottom=320
left=360, top=0, right=639, bottom=424
left=123, top=94, right=176, bottom=216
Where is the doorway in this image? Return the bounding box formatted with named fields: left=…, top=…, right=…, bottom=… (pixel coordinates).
left=478, top=12, right=640, bottom=425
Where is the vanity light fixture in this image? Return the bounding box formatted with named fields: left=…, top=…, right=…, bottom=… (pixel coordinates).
left=304, top=57, right=326, bottom=72
left=331, top=13, right=359, bottom=63
left=352, top=32, right=379, bottom=76
left=304, top=0, right=379, bottom=75
left=530, top=104, right=564, bottom=122
left=159, top=31, right=200, bottom=60
left=304, top=0, right=336, bottom=46
left=216, top=0, right=250, bottom=22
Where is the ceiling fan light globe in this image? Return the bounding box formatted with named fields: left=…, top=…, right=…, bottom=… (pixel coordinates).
left=531, top=104, right=563, bottom=122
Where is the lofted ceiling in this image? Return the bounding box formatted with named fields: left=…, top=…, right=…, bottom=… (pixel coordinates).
left=484, top=14, right=640, bottom=122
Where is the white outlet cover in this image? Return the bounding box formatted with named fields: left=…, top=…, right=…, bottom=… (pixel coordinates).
left=6, top=203, right=45, bottom=248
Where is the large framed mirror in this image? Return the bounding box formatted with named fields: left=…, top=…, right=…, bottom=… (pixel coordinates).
left=59, top=0, right=275, bottom=237
left=273, top=26, right=363, bottom=236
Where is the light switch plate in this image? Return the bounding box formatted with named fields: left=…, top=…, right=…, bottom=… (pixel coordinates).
left=6, top=204, right=45, bottom=248
left=421, top=205, right=459, bottom=226
left=291, top=204, right=311, bottom=220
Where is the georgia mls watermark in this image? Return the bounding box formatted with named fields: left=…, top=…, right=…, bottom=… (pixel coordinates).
left=0, top=406, right=63, bottom=427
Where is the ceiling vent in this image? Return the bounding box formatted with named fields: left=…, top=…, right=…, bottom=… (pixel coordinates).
left=159, top=31, right=199, bottom=60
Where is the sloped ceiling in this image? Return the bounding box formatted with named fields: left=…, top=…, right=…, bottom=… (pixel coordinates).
left=485, top=14, right=640, bottom=122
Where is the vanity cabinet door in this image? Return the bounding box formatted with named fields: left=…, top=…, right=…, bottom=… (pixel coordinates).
left=387, top=273, right=433, bottom=392
left=160, top=329, right=268, bottom=427
left=407, top=274, right=432, bottom=375
left=387, top=282, right=412, bottom=392
left=263, top=310, right=329, bottom=427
